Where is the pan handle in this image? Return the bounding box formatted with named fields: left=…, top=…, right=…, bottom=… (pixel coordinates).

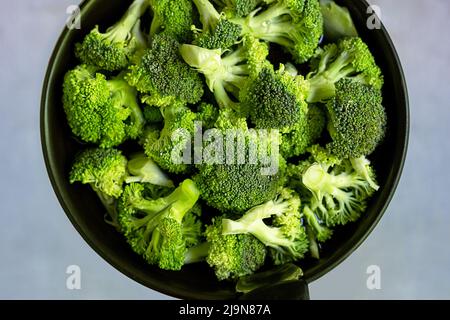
left=239, top=279, right=310, bottom=300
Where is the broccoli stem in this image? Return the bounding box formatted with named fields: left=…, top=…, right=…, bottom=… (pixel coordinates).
left=350, top=157, right=380, bottom=191
left=106, top=0, right=148, bottom=42
left=303, top=164, right=358, bottom=194
left=125, top=154, right=174, bottom=187
left=223, top=218, right=292, bottom=248
left=305, top=225, right=320, bottom=259
left=303, top=205, right=332, bottom=242
left=222, top=201, right=294, bottom=249
left=231, top=2, right=290, bottom=39
left=193, top=0, right=221, bottom=31
left=184, top=242, right=210, bottom=264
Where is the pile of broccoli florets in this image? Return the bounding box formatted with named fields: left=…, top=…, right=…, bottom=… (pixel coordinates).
left=63, top=0, right=387, bottom=283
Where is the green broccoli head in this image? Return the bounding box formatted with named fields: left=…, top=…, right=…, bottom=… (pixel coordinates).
left=307, top=36, right=384, bottom=102
left=222, top=188, right=309, bottom=264
left=70, top=148, right=127, bottom=198
left=126, top=33, right=204, bottom=107
left=326, top=79, right=387, bottom=159
left=192, top=0, right=242, bottom=50
left=142, top=104, right=197, bottom=174
left=205, top=217, right=266, bottom=280
left=180, top=36, right=269, bottom=111
left=62, top=65, right=145, bottom=148
left=75, top=0, right=149, bottom=71
left=149, top=0, right=195, bottom=42
left=280, top=104, right=326, bottom=159
left=118, top=179, right=201, bottom=270
left=195, top=163, right=283, bottom=213
left=230, top=0, right=323, bottom=64
left=241, top=65, right=309, bottom=130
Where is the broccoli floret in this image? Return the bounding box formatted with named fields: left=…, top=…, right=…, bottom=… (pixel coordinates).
left=185, top=217, right=266, bottom=281
left=230, top=0, right=323, bottom=64
left=320, top=0, right=358, bottom=41
left=213, top=0, right=265, bottom=18
left=191, top=0, right=242, bottom=50
left=196, top=102, right=220, bottom=129
left=326, top=79, right=387, bottom=158
left=62, top=65, right=145, bottom=148
left=280, top=104, right=326, bottom=158
left=125, top=152, right=174, bottom=187
left=118, top=179, right=201, bottom=270
left=291, top=146, right=379, bottom=227
left=149, top=0, right=195, bottom=42
left=307, top=37, right=384, bottom=102
left=142, top=104, right=197, bottom=174
left=126, top=33, right=204, bottom=107
left=70, top=148, right=128, bottom=198
left=142, top=105, right=163, bottom=124
left=222, top=188, right=309, bottom=264
left=75, top=0, right=149, bottom=71
left=240, top=65, right=309, bottom=129
left=180, top=36, right=269, bottom=110
left=195, top=163, right=283, bottom=212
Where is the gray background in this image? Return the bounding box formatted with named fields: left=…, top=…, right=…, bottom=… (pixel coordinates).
left=1, top=0, right=449, bottom=299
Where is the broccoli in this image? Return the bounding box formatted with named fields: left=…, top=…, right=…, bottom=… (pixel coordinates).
left=75, top=0, right=149, bottom=71
left=230, top=0, right=324, bottom=64
left=212, top=0, right=266, bottom=17
left=70, top=148, right=177, bottom=198
left=326, top=79, right=387, bottom=159
left=70, top=148, right=128, bottom=198
left=126, top=33, right=204, bottom=107
left=191, top=0, right=242, bottom=50
left=125, top=153, right=174, bottom=187
left=194, top=112, right=285, bottom=212
left=118, top=179, right=201, bottom=270
left=222, top=188, right=309, bottom=264
left=320, top=0, right=358, bottom=41
left=62, top=65, right=145, bottom=148
left=142, top=104, right=197, bottom=174
left=180, top=36, right=269, bottom=110
left=185, top=217, right=267, bottom=280
left=307, top=37, right=384, bottom=103
left=280, top=104, right=326, bottom=158
left=196, top=102, right=220, bottom=129
left=289, top=145, right=379, bottom=227
left=195, top=163, right=283, bottom=212
left=240, top=64, right=309, bottom=129
left=149, top=0, right=195, bottom=42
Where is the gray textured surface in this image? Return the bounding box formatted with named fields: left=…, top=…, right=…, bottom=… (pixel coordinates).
left=0, top=0, right=449, bottom=299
